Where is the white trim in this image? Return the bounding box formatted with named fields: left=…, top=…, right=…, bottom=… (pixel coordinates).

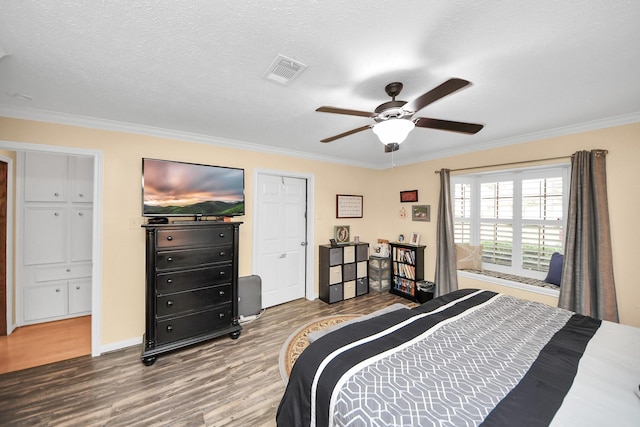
left=0, top=154, right=15, bottom=334
left=458, top=270, right=560, bottom=297
left=0, top=140, right=103, bottom=357
left=253, top=169, right=317, bottom=301
left=2, top=105, right=638, bottom=170
left=100, top=336, right=142, bottom=354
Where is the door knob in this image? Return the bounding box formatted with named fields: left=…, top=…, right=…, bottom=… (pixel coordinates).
left=300, top=241, right=308, bottom=246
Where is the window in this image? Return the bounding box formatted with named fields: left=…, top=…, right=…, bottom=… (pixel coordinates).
left=452, top=165, right=569, bottom=279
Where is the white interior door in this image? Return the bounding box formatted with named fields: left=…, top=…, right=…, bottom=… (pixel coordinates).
left=256, top=174, right=307, bottom=307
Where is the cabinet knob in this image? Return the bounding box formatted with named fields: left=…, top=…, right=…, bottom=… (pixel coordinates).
left=218, top=271, right=225, bottom=276
left=219, top=233, right=225, bottom=238
left=54, top=212, right=59, bottom=216
left=218, top=290, right=225, bottom=297
left=167, top=257, right=173, bottom=262
left=56, top=288, right=61, bottom=292
left=66, top=268, right=71, bottom=272
left=76, top=286, right=81, bottom=290
left=79, top=193, right=84, bottom=198
left=166, top=325, right=173, bottom=332
left=54, top=192, right=60, bottom=197
left=166, top=300, right=173, bottom=307
left=78, top=212, right=83, bottom=216
left=218, top=313, right=225, bottom=319
left=167, top=236, right=173, bottom=241
left=166, top=279, right=173, bottom=284
left=218, top=251, right=226, bottom=257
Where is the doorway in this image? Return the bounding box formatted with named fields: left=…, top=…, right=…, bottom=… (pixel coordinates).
left=253, top=170, right=315, bottom=307
left=0, top=140, right=102, bottom=360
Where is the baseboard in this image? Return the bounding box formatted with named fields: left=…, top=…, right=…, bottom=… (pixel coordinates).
left=99, top=336, right=142, bottom=355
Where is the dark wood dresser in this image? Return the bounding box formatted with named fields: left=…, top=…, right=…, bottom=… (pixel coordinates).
left=141, top=221, right=242, bottom=365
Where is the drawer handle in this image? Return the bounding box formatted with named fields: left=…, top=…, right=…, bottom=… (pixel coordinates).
left=167, top=236, right=173, bottom=241
left=218, top=251, right=226, bottom=257
left=219, top=233, right=225, bottom=238
left=218, top=290, right=225, bottom=297
left=166, top=325, right=173, bottom=332
left=218, top=313, right=225, bottom=319
left=166, top=300, right=173, bottom=307
left=167, top=257, right=173, bottom=262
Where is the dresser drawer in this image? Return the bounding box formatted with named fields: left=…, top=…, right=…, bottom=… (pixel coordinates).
left=157, top=265, right=232, bottom=293
left=157, top=284, right=231, bottom=317
left=156, top=305, right=232, bottom=344
left=156, top=226, right=233, bottom=249
left=156, top=246, right=233, bottom=269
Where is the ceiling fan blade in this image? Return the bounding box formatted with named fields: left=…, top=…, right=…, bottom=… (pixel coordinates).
left=320, top=124, right=373, bottom=143
left=414, top=117, right=483, bottom=134
left=316, top=106, right=376, bottom=118
left=403, top=78, right=471, bottom=113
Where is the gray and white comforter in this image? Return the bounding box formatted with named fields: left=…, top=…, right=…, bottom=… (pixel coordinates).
left=277, top=289, right=640, bottom=426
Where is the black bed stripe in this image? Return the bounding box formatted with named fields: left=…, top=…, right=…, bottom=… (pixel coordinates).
left=480, top=313, right=602, bottom=427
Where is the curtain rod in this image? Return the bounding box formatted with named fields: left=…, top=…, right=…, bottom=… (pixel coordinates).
left=434, top=155, right=572, bottom=174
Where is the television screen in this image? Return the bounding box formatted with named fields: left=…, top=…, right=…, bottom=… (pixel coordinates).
left=142, top=158, right=245, bottom=217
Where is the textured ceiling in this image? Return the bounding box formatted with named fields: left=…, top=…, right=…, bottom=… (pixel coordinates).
left=0, top=1, right=639, bottom=169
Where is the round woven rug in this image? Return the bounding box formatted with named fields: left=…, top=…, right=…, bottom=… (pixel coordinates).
left=278, top=314, right=360, bottom=383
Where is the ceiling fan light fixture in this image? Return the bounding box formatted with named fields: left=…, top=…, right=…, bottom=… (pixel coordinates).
left=372, top=119, right=415, bottom=145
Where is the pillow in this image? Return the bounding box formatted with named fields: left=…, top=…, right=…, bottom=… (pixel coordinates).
left=545, top=252, right=564, bottom=285
left=456, top=243, right=483, bottom=270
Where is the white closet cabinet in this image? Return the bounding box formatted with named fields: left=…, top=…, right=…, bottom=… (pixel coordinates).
left=20, top=152, right=93, bottom=324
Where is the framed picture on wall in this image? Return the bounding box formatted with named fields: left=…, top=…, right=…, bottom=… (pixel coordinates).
left=412, top=205, right=431, bottom=222
left=336, top=194, right=363, bottom=218
left=400, top=190, right=418, bottom=203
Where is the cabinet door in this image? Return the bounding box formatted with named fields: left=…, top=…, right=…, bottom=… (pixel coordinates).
left=24, top=207, right=67, bottom=265
left=24, top=152, right=68, bottom=202
left=69, top=278, right=92, bottom=314
left=71, top=207, right=93, bottom=262
left=24, top=282, right=68, bottom=321
left=343, top=246, right=355, bottom=263
left=70, top=156, right=94, bottom=202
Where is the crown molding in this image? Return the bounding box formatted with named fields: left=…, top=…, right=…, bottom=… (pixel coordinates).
left=1, top=104, right=638, bottom=170
left=391, top=111, right=640, bottom=167
left=0, top=104, right=375, bottom=169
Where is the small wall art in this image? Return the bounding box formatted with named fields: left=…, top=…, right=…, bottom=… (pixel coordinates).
left=336, top=194, right=363, bottom=218
left=400, top=190, right=418, bottom=203
left=412, top=205, right=431, bottom=222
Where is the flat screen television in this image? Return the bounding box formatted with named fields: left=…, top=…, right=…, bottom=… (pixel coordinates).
left=142, top=158, right=245, bottom=218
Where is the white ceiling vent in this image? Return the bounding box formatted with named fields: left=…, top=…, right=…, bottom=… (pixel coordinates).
left=263, top=54, right=307, bottom=86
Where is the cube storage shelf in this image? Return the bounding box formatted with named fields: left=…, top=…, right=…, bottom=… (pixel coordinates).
left=319, top=242, right=369, bottom=304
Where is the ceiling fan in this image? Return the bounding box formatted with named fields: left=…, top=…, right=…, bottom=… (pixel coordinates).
left=316, top=78, right=483, bottom=152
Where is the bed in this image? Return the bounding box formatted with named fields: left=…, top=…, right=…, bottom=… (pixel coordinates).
left=277, top=289, right=640, bottom=426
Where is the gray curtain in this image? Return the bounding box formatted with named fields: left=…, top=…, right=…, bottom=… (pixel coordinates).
left=434, top=169, right=458, bottom=297
left=558, top=150, right=619, bottom=322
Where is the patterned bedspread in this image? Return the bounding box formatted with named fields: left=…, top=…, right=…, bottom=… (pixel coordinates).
left=277, top=289, right=612, bottom=427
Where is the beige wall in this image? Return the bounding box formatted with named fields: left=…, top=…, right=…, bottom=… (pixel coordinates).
left=1, top=117, right=638, bottom=349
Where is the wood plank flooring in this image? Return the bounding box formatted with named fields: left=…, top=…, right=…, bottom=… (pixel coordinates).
left=0, top=316, right=91, bottom=374
left=0, top=292, right=415, bottom=426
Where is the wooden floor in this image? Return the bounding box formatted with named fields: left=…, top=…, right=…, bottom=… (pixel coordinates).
left=0, top=292, right=414, bottom=426
left=0, top=316, right=91, bottom=374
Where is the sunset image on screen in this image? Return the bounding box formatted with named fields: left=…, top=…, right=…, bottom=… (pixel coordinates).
left=143, top=159, right=244, bottom=216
